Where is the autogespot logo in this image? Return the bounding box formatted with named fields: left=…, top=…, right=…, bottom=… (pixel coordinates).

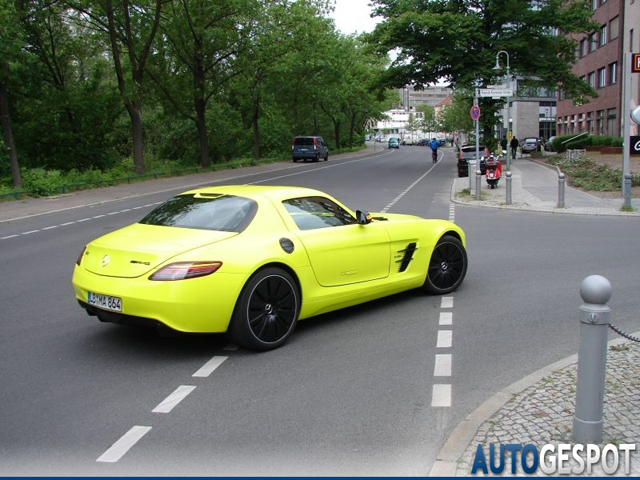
left=472, top=443, right=636, bottom=475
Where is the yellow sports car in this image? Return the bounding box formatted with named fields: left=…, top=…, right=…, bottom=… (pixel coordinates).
left=72, top=185, right=467, bottom=351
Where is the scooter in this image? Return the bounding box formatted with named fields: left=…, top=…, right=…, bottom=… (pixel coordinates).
left=485, top=154, right=502, bottom=189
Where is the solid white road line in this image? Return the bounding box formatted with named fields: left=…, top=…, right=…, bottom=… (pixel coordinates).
left=440, top=297, right=454, bottom=309
left=439, top=312, right=453, bottom=326
left=96, top=426, right=152, bottom=463
left=434, top=354, right=452, bottom=377
left=152, top=385, right=196, bottom=413
left=192, top=356, right=228, bottom=378
left=437, top=330, right=452, bottom=348
left=431, top=384, right=452, bottom=407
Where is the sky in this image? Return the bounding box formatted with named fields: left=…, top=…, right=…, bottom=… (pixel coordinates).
left=329, top=0, right=380, bottom=35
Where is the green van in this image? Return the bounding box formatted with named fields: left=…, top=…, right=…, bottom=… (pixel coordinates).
left=388, top=137, right=400, bottom=149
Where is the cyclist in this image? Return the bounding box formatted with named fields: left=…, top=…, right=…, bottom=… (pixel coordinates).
left=430, top=138, right=439, bottom=163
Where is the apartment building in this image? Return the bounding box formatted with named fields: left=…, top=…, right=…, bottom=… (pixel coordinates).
left=556, top=0, right=622, bottom=136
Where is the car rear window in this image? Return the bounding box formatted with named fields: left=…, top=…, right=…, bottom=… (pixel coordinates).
left=140, top=194, right=257, bottom=232
left=461, top=146, right=486, bottom=153
left=294, top=137, right=315, bottom=146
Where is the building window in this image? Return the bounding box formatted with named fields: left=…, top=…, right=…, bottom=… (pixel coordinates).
left=597, top=110, right=605, bottom=135
left=608, top=62, right=618, bottom=85
left=586, top=112, right=593, bottom=133
left=610, top=17, right=619, bottom=40
left=589, top=33, right=597, bottom=52
left=588, top=72, right=596, bottom=88
left=580, top=39, right=588, bottom=57
left=591, top=0, right=597, bottom=9
left=599, top=25, right=607, bottom=46
left=598, top=67, right=606, bottom=88
left=607, top=109, right=617, bottom=136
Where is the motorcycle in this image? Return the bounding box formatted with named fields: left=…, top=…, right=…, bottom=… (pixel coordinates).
left=485, top=154, right=502, bottom=189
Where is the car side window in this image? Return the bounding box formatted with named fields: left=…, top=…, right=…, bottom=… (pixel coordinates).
left=283, top=196, right=356, bottom=231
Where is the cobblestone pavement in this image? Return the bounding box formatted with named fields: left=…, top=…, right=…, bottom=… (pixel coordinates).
left=453, top=340, right=640, bottom=476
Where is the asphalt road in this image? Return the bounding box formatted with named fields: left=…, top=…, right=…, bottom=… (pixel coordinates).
left=1, top=146, right=639, bottom=475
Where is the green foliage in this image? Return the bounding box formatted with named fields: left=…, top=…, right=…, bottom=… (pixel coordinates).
left=545, top=157, right=640, bottom=191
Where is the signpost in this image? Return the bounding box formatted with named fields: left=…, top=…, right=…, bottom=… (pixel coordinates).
left=478, top=88, right=513, bottom=98
left=623, top=53, right=640, bottom=208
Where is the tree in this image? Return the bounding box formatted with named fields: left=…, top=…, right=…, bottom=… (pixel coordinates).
left=416, top=104, right=435, bottom=138
left=68, top=0, right=166, bottom=174
left=367, top=0, right=599, bottom=134
left=0, top=2, right=23, bottom=187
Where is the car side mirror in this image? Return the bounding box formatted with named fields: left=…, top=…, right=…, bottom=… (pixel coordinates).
left=356, top=210, right=372, bottom=225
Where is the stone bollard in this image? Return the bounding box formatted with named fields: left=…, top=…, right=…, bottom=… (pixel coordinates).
left=573, top=275, right=612, bottom=444
left=475, top=168, right=482, bottom=200
left=558, top=172, right=565, bottom=208
left=506, top=172, right=512, bottom=205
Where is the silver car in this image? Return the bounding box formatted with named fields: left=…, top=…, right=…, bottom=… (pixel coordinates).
left=521, top=137, right=540, bottom=153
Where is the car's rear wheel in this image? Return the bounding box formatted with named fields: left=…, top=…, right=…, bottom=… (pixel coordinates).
left=227, top=267, right=299, bottom=351
left=423, top=235, right=467, bottom=295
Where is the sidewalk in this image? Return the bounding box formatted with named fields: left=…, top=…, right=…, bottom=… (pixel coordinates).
left=432, top=157, right=640, bottom=477
left=451, top=157, right=640, bottom=216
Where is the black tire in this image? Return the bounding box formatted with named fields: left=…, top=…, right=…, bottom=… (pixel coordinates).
left=227, top=268, right=299, bottom=351
left=293, top=158, right=298, bottom=163
left=423, top=235, right=468, bottom=295
left=324, top=154, right=329, bottom=161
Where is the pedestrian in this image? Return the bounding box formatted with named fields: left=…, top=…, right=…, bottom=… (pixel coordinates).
left=510, top=136, right=519, bottom=160
left=500, top=136, right=507, bottom=152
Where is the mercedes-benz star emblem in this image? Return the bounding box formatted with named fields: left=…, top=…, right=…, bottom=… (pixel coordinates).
left=101, top=255, right=110, bottom=267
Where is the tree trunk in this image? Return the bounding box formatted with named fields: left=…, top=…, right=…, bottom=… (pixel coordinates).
left=252, top=96, right=261, bottom=161
left=0, top=61, right=21, bottom=189
left=333, top=118, right=341, bottom=150
left=195, top=98, right=210, bottom=168
left=125, top=100, right=144, bottom=175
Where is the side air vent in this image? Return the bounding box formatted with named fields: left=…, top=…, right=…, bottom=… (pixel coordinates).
left=396, top=242, right=417, bottom=272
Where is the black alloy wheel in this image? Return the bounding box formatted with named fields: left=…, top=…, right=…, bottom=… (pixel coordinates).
left=228, top=268, right=299, bottom=351
left=423, top=235, right=468, bottom=295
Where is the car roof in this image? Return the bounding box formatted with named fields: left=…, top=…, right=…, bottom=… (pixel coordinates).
left=181, top=185, right=328, bottom=202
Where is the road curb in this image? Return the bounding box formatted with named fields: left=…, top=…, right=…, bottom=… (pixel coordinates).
left=428, top=332, right=640, bottom=477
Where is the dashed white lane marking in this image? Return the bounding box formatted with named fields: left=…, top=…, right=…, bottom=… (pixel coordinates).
left=192, top=356, right=227, bottom=378
left=449, top=204, right=455, bottom=223
left=437, top=330, right=452, bottom=348
left=439, top=312, right=453, bottom=326
left=381, top=161, right=440, bottom=213
left=152, top=385, right=196, bottom=413
left=96, top=426, right=152, bottom=463
left=431, top=384, right=452, bottom=407
left=441, top=297, right=454, bottom=309
left=434, top=354, right=452, bottom=377
left=2, top=201, right=165, bottom=242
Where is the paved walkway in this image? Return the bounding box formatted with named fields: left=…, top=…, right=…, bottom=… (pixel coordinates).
left=430, top=157, right=640, bottom=476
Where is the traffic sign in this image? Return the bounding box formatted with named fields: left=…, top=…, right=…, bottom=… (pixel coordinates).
left=633, top=54, right=640, bottom=73
left=478, top=88, right=513, bottom=97
left=470, top=105, right=481, bottom=121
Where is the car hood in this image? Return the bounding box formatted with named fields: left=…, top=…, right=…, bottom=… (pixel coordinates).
left=82, top=223, right=238, bottom=278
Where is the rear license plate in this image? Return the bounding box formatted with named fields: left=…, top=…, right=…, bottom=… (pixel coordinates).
left=88, top=292, right=122, bottom=312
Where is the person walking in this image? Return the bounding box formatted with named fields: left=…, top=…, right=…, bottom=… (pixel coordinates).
left=510, top=136, right=519, bottom=160
left=500, top=136, right=508, bottom=153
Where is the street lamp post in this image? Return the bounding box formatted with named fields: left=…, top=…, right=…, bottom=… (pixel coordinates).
left=493, top=50, right=512, bottom=170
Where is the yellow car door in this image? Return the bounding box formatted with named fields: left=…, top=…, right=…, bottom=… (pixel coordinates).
left=282, top=196, right=390, bottom=287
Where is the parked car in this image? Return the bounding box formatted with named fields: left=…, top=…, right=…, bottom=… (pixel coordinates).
left=388, top=137, right=400, bottom=149
left=457, top=145, right=490, bottom=177
left=521, top=137, right=540, bottom=153
left=544, top=136, right=557, bottom=152
left=291, top=136, right=329, bottom=162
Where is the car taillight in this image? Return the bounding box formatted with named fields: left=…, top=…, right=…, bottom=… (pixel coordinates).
left=149, top=261, right=222, bottom=281
left=313, top=137, right=317, bottom=150
left=76, top=246, right=87, bottom=266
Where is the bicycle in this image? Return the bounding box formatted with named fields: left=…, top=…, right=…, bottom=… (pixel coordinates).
left=431, top=149, right=438, bottom=163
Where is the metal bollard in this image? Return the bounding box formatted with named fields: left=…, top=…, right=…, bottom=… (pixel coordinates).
left=557, top=172, right=565, bottom=208
left=624, top=173, right=632, bottom=209
left=573, top=275, right=612, bottom=444
left=506, top=172, right=512, bottom=205
left=475, top=168, right=482, bottom=200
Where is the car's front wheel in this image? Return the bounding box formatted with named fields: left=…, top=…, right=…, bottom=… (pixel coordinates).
left=227, top=267, right=299, bottom=351
left=423, top=235, right=468, bottom=295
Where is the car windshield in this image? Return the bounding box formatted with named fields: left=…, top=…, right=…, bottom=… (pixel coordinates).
left=140, top=194, right=257, bottom=232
